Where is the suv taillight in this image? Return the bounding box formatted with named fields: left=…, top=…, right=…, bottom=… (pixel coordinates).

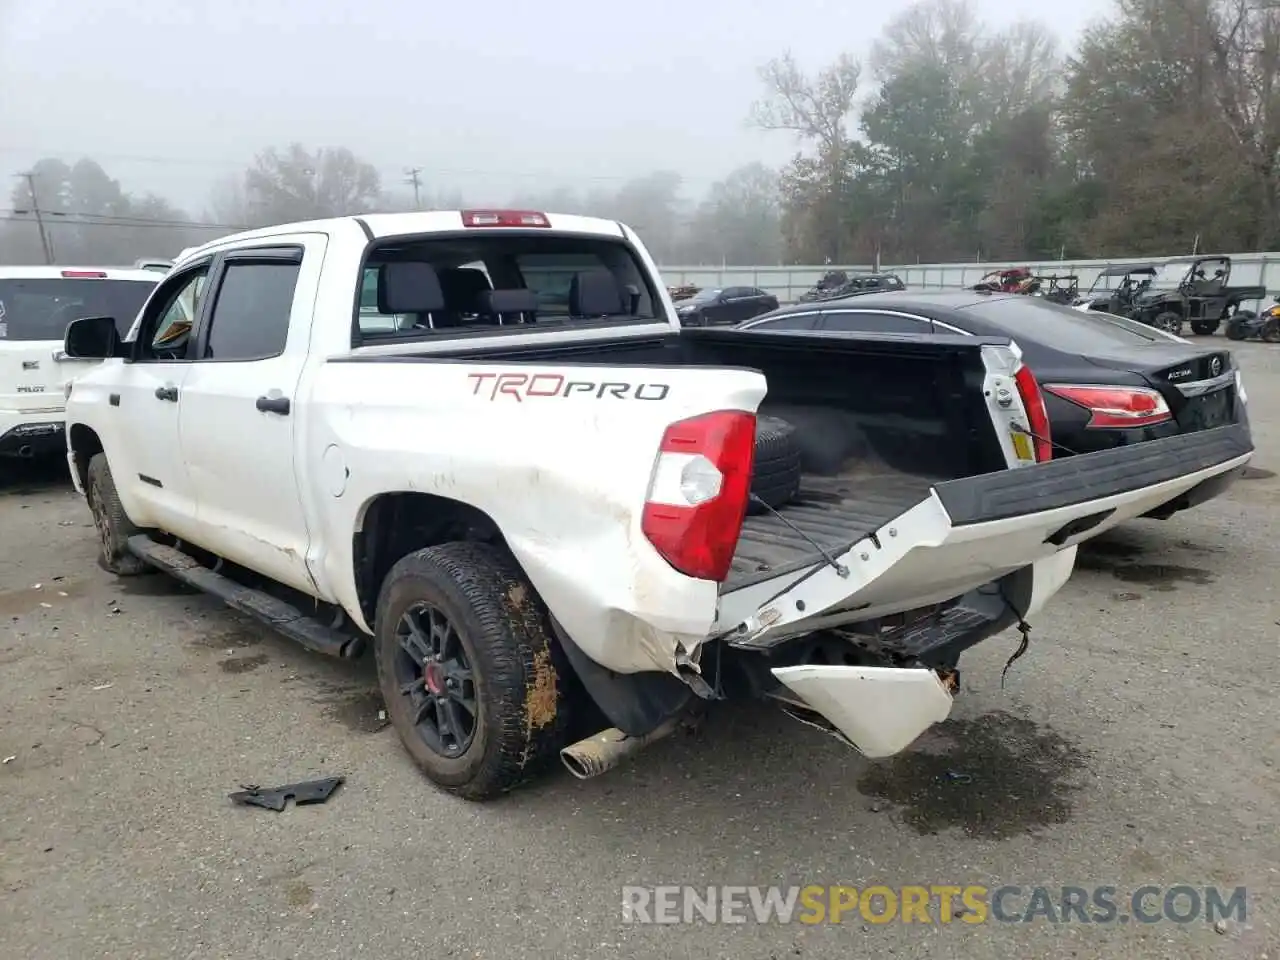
left=640, top=410, right=756, bottom=582
left=1013, top=365, right=1053, bottom=462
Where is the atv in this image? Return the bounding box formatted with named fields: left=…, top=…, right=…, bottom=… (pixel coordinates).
left=1034, top=274, right=1079, bottom=305
left=1073, top=264, right=1157, bottom=316
left=1225, top=294, right=1280, bottom=342
left=973, top=267, right=1032, bottom=293
left=1121, top=255, right=1265, bottom=337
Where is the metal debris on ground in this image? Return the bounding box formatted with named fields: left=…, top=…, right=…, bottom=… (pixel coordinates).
left=228, top=776, right=345, bottom=812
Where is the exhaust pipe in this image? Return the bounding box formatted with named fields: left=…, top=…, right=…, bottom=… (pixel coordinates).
left=560, top=718, right=680, bottom=780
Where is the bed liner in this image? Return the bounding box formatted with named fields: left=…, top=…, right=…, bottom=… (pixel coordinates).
left=726, top=471, right=938, bottom=591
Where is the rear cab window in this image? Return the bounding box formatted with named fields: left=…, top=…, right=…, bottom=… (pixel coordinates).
left=355, top=231, right=662, bottom=341
left=961, top=296, right=1173, bottom=352
left=0, top=275, right=158, bottom=341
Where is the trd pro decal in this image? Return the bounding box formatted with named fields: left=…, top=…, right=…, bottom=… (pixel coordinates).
left=467, top=372, right=670, bottom=402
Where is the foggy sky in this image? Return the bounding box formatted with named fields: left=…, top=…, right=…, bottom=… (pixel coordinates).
left=1, top=0, right=1114, bottom=214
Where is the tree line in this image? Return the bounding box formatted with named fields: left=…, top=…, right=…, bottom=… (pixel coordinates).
left=3, top=0, right=1274, bottom=268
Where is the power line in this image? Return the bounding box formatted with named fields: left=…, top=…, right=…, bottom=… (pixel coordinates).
left=0, top=213, right=241, bottom=231
left=0, top=145, right=727, bottom=185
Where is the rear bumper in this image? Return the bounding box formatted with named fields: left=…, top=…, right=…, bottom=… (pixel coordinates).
left=0, top=419, right=65, bottom=458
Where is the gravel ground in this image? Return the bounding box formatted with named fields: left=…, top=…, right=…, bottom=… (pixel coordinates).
left=1, top=344, right=1278, bottom=960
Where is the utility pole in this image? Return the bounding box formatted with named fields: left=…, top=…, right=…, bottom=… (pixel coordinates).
left=16, top=172, right=54, bottom=264
left=404, top=167, right=423, bottom=208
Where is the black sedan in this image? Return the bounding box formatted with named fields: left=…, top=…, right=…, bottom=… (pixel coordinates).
left=738, top=290, right=1250, bottom=518
left=674, top=285, right=779, bottom=326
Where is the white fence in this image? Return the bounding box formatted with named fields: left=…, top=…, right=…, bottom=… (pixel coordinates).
left=659, top=252, right=1280, bottom=307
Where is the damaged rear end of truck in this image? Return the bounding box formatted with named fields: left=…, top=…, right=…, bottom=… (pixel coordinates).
left=343, top=319, right=1250, bottom=784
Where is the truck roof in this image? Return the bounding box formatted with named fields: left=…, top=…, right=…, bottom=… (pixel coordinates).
left=173, top=211, right=629, bottom=268
left=0, top=265, right=163, bottom=282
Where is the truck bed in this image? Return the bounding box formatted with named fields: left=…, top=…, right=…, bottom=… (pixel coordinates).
left=725, top=470, right=938, bottom=591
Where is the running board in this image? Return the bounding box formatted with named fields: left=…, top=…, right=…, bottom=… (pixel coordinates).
left=126, top=535, right=364, bottom=659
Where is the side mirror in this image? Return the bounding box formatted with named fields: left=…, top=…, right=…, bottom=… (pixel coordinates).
left=63, top=315, right=121, bottom=360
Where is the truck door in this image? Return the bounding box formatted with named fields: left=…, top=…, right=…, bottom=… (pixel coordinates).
left=176, top=236, right=327, bottom=595
left=102, top=262, right=210, bottom=540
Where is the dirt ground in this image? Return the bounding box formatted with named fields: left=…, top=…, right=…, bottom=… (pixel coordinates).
left=1, top=344, right=1278, bottom=959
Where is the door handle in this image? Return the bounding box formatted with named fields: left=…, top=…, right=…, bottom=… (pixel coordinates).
left=256, top=395, right=291, bottom=415
left=154, top=385, right=178, bottom=402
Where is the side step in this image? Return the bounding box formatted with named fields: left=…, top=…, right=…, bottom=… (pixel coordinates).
left=126, top=535, right=364, bottom=659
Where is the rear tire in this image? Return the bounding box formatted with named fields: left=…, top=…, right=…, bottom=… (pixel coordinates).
left=1263, top=318, right=1280, bottom=343
left=86, top=454, right=148, bottom=576
left=1152, top=311, right=1183, bottom=336
left=373, top=542, right=572, bottom=801
left=1225, top=317, right=1250, bottom=341
left=1189, top=317, right=1220, bottom=336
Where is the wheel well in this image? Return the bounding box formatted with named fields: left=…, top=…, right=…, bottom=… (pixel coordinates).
left=352, top=492, right=508, bottom=626
left=68, top=424, right=103, bottom=489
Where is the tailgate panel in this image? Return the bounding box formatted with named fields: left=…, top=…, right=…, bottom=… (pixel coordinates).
left=933, top=423, right=1251, bottom=526
left=719, top=423, right=1252, bottom=647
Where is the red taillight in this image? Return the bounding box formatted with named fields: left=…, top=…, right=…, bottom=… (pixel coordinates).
left=61, top=270, right=107, bottom=278
left=1043, top=384, right=1172, bottom=429
left=640, top=410, right=757, bottom=582
left=1013, top=364, right=1053, bottom=462
left=460, top=209, right=550, bottom=228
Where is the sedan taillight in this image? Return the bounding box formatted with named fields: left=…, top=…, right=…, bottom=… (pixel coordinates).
left=1043, top=384, right=1172, bottom=429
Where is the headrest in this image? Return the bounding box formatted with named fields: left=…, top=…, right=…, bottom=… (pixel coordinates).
left=568, top=270, right=624, bottom=317
left=377, top=262, right=444, bottom=314
left=479, top=288, right=539, bottom=315
left=438, top=267, right=492, bottom=311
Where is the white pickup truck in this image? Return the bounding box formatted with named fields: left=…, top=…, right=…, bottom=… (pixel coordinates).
left=60, top=210, right=1253, bottom=799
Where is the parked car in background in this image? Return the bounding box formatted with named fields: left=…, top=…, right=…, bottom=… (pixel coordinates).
left=674, top=285, right=778, bottom=325
left=0, top=266, right=160, bottom=462
left=798, top=271, right=906, bottom=302
left=738, top=290, right=1250, bottom=520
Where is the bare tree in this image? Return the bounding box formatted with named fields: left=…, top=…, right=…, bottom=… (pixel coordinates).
left=242, top=144, right=382, bottom=224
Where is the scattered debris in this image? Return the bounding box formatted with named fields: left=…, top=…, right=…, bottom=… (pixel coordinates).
left=91, top=683, right=113, bottom=691
left=229, top=776, right=345, bottom=812
left=945, top=771, right=974, bottom=784
left=32, top=583, right=42, bottom=589
left=39, top=603, right=51, bottom=609
left=2, top=756, right=15, bottom=764
left=1214, top=919, right=1228, bottom=935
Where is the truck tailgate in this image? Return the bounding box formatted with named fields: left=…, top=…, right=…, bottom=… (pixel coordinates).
left=716, top=423, right=1252, bottom=646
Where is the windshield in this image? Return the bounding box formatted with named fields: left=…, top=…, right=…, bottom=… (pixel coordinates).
left=0, top=277, right=157, bottom=341
left=964, top=296, right=1172, bottom=350
left=1150, top=262, right=1194, bottom=289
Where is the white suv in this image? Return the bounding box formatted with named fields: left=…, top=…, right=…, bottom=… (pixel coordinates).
left=0, top=266, right=159, bottom=462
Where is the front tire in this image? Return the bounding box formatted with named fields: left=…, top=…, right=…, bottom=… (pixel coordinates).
left=86, top=453, right=148, bottom=576
left=1152, top=311, right=1184, bottom=336
left=374, top=542, right=572, bottom=800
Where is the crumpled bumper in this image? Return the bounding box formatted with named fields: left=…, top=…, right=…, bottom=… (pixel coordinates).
left=770, top=664, right=955, bottom=757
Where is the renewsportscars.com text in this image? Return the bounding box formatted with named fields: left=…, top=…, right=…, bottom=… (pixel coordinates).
left=621, top=884, right=1248, bottom=925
